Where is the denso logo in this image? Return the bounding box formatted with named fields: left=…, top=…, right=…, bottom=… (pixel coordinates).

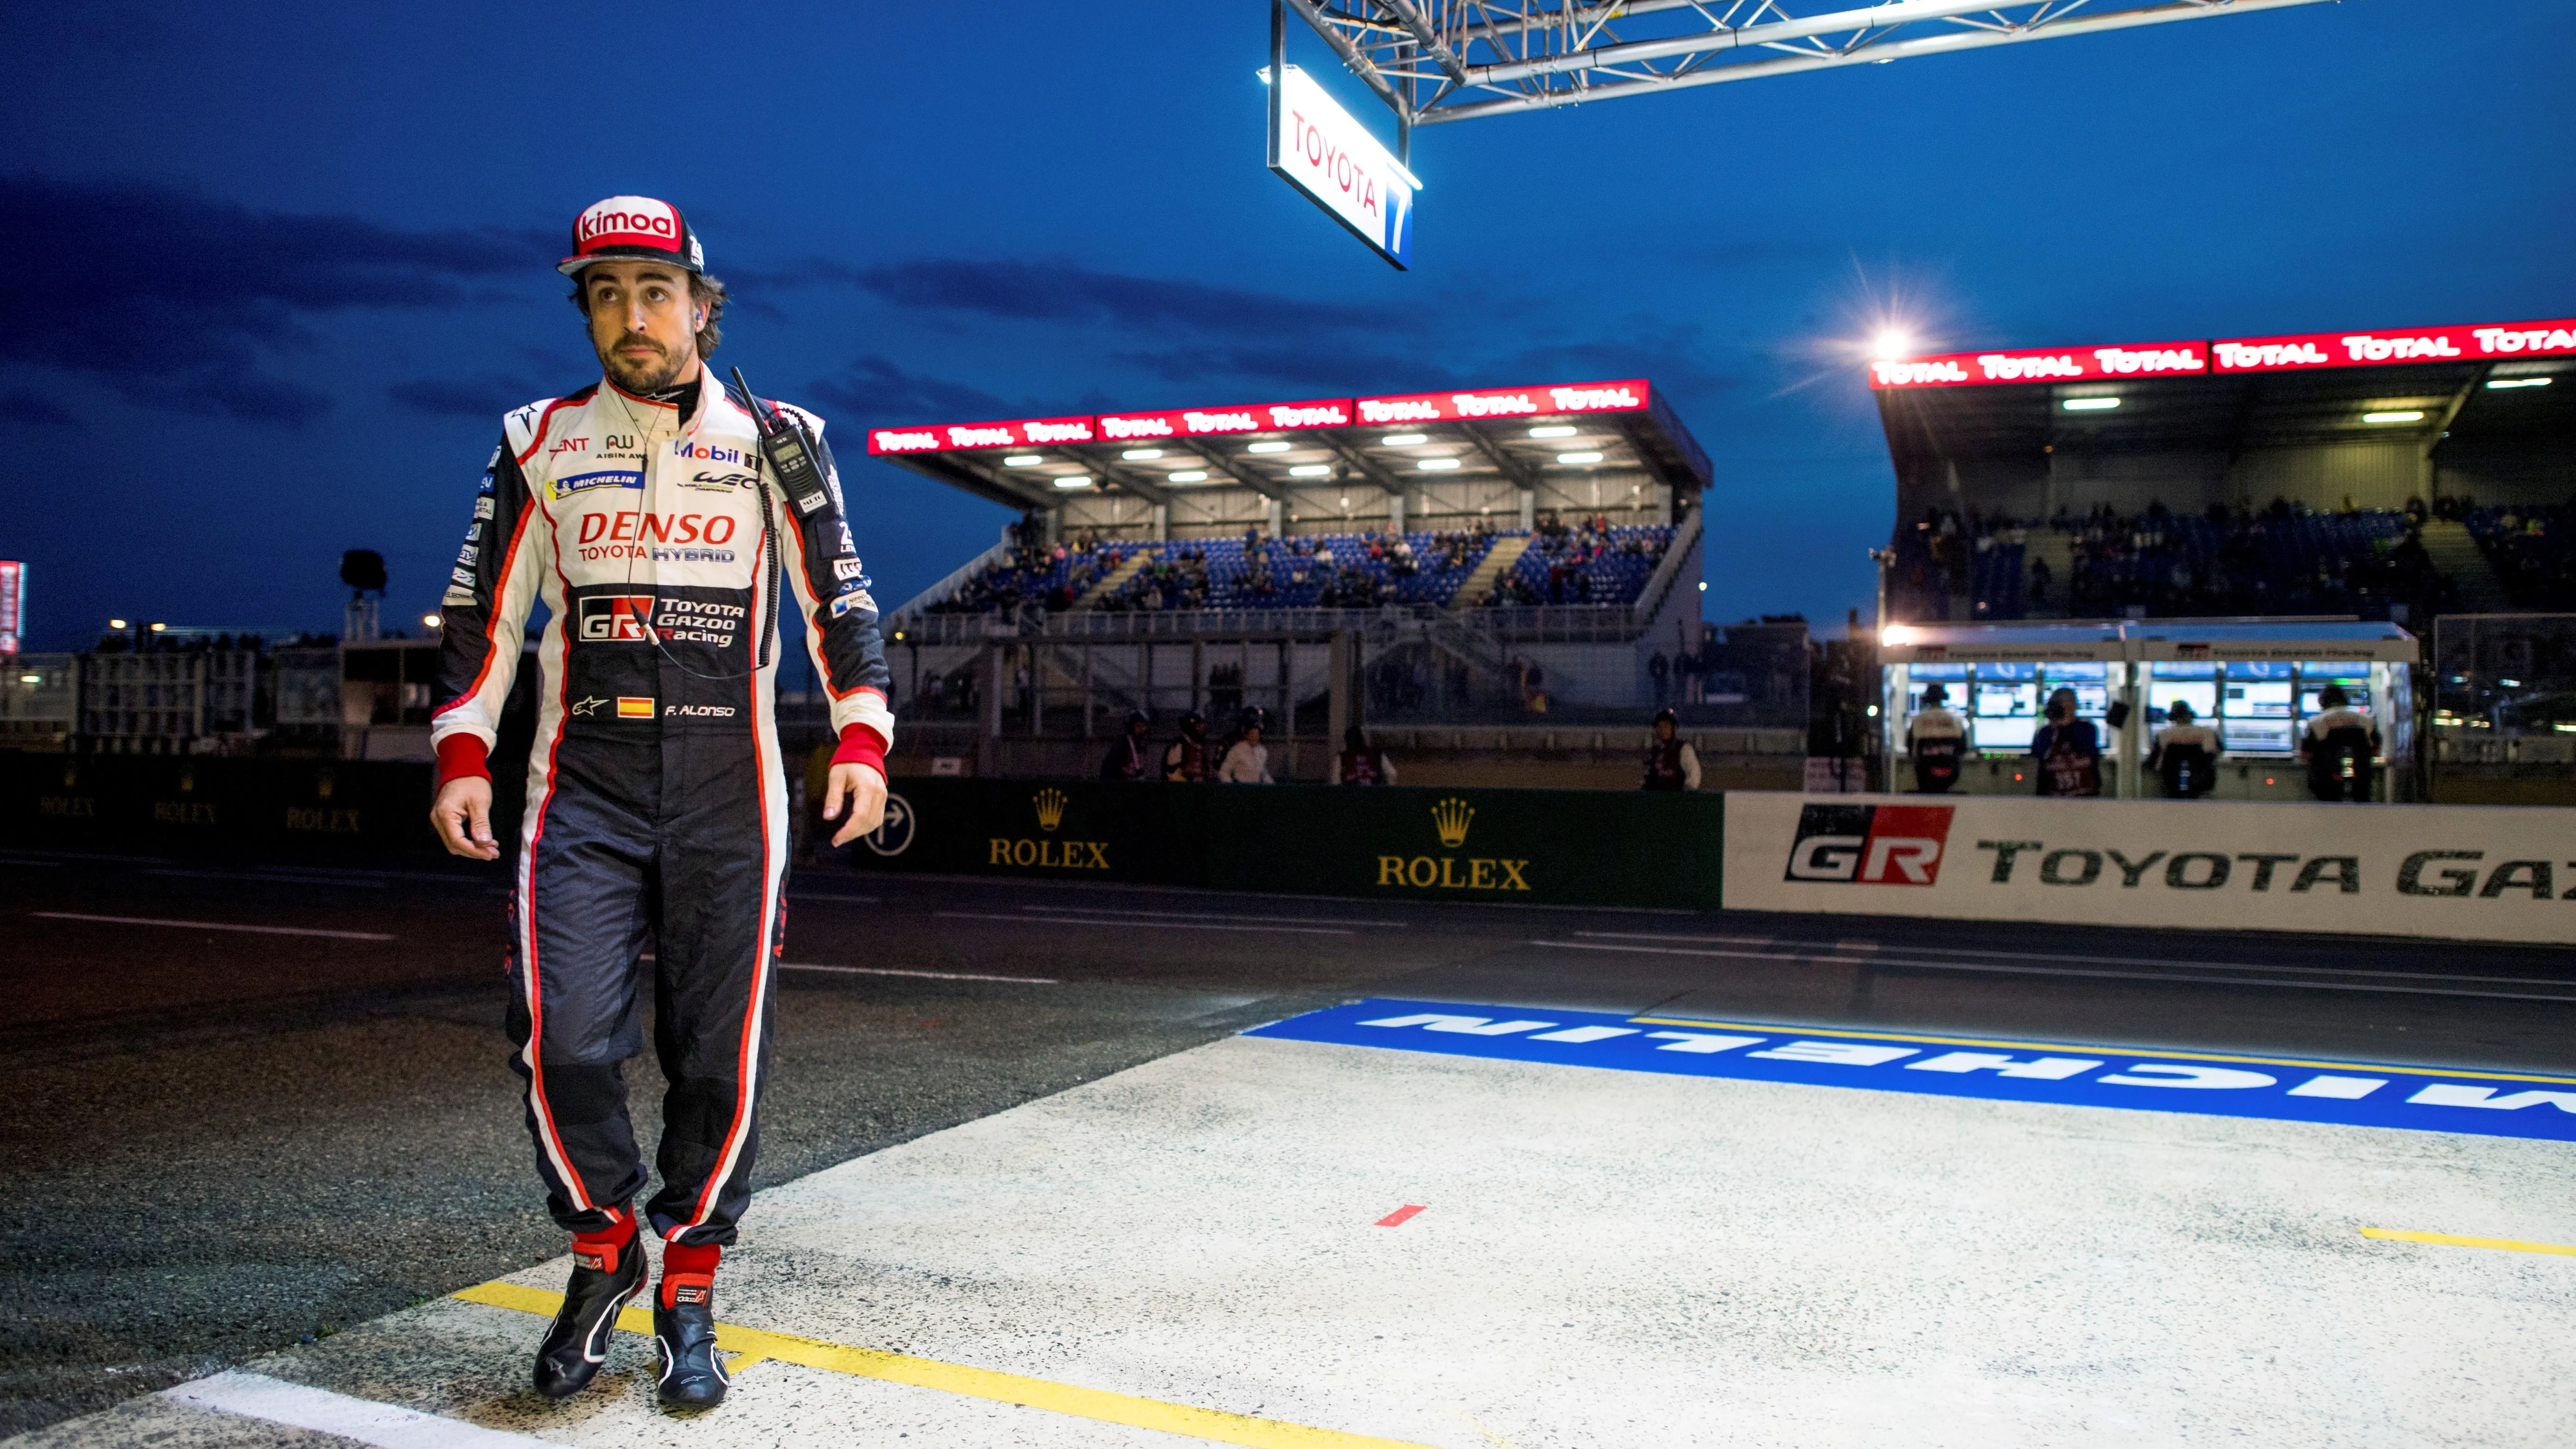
left=1785, top=804, right=1952, bottom=886
left=1871, top=359, right=1972, bottom=386
left=576, top=512, right=737, bottom=545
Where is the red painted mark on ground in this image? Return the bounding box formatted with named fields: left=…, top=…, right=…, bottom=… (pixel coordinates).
left=1376, top=1204, right=1426, bottom=1228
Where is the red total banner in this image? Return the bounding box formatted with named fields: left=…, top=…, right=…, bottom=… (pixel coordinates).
left=2213, top=318, right=2576, bottom=373
left=1096, top=398, right=1354, bottom=442
left=1354, top=379, right=1651, bottom=425
left=1869, top=341, right=2210, bottom=390
left=866, top=415, right=1097, bottom=455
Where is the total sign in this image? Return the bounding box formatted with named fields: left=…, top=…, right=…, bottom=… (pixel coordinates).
left=1269, top=65, right=1418, bottom=270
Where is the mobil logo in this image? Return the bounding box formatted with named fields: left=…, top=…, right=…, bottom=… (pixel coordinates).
left=1785, top=803, right=1954, bottom=886
left=577, top=594, right=656, bottom=642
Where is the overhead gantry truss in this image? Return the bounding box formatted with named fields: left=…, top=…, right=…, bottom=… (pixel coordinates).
left=1281, top=0, right=2338, bottom=128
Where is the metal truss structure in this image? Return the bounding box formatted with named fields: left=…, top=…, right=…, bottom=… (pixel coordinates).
left=1282, top=0, right=2337, bottom=130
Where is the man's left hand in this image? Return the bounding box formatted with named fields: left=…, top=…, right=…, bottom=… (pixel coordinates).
left=823, top=763, right=886, bottom=846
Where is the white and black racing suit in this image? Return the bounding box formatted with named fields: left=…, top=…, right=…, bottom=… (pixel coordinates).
left=431, top=372, right=892, bottom=1248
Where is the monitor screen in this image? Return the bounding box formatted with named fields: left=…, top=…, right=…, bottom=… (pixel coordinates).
left=2224, top=719, right=2295, bottom=754
left=2231, top=681, right=2294, bottom=717
left=1976, top=682, right=2037, bottom=718
left=1975, top=716, right=2037, bottom=751
left=2151, top=681, right=2218, bottom=719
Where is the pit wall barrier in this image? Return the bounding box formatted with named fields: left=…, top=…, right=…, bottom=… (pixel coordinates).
left=853, top=777, right=1727, bottom=910
left=1724, top=791, right=2576, bottom=945
left=0, top=753, right=457, bottom=861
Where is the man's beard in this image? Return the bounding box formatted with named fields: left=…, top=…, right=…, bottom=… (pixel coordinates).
left=600, top=332, right=691, bottom=394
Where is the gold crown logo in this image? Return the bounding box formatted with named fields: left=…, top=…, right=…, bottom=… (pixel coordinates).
left=1431, top=797, right=1474, bottom=849
left=1032, top=787, right=1068, bottom=832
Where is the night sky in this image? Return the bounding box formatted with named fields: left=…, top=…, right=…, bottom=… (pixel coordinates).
left=4, top=1, right=2569, bottom=650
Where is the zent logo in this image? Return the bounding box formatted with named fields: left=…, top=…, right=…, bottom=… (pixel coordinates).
left=1785, top=804, right=1953, bottom=886
left=576, top=595, right=656, bottom=642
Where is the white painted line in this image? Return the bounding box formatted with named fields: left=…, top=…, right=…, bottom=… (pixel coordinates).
left=941, top=911, right=1352, bottom=937
left=1538, top=939, right=2576, bottom=1005
left=783, top=962, right=1059, bottom=985
left=0, top=857, right=62, bottom=867
left=1577, top=931, right=2576, bottom=988
left=31, top=911, right=395, bottom=941
left=163, top=1370, right=550, bottom=1447
left=1018, top=904, right=1407, bottom=929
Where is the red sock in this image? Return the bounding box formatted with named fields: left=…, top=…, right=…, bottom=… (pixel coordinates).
left=570, top=1208, right=636, bottom=1275
left=661, top=1240, right=721, bottom=1309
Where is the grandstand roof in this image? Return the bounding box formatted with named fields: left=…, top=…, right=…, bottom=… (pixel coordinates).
left=1869, top=316, right=2575, bottom=467
left=862, top=379, right=1713, bottom=512
left=1881, top=618, right=2418, bottom=663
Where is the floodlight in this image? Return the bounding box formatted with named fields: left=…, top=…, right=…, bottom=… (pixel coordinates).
left=1528, top=425, right=1578, bottom=439
left=1417, top=458, right=1460, bottom=471
left=109, top=618, right=128, bottom=629
left=1121, top=449, right=1163, bottom=460
left=2487, top=377, right=2552, bottom=390
left=1169, top=471, right=1208, bottom=483
left=1053, top=476, right=1092, bottom=489
left=1381, top=433, right=1427, bottom=446
left=1004, top=455, right=1044, bottom=467
left=2362, top=411, right=2424, bottom=424
left=1556, top=452, right=1604, bottom=465
left=422, top=614, right=442, bottom=628
left=2061, top=397, right=2120, bottom=412
left=1289, top=464, right=1332, bottom=477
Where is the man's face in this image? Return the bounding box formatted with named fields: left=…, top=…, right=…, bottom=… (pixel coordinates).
left=1655, top=718, right=1674, bottom=740
left=581, top=260, right=699, bottom=393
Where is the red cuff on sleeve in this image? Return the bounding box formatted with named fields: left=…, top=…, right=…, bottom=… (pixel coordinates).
left=435, top=734, right=490, bottom=786
left=831, top=723, right=888, bottom=776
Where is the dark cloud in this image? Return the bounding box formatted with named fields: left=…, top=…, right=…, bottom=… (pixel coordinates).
left=805, top=356, right=1022, bottom=426
left=387, top=376, right=543, bottom=419
left=764, top=257, right=1382, bottom=342
left=1110, top=345, right=1456, bottom=396
left=0, top=173, right=542, bottom=426
left=0, top=387, right=78, bottom=427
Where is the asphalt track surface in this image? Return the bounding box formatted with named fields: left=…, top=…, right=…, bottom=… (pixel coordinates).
left=4, top=847, right=2573, bottom=1440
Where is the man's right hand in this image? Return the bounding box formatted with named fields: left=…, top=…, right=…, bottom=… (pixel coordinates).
left=431, top=776, right=500, bottom=860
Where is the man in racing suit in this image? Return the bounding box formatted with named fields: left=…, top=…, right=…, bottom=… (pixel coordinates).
left=427, top=195, right=891, bottom=1409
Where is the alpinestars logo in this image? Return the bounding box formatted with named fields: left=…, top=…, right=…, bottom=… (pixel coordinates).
left=1785, top=804, right=1953, bottom=886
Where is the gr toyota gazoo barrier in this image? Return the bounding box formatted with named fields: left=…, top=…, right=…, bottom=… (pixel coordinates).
left=1725, top=794, right=2576, bottom=944
left=1251, top=1000, right=2576, bottom=1144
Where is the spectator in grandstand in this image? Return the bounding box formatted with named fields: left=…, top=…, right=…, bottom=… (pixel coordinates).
left=1217, top=713, right=1272, bottom=784
left=2148, top=700, right=2223, bottom=799
left=2030, top=688, right=2102, bottom=797
left=1905, top=683, right=1966, bottom=794
left=1647, top=650, right=1670, bottom=706
left=1336, top=726, right=1396, bottom=785
left=2300, top=685, right=2380, bottom=802
left=1099, top=710, right=1153, bottom=782
left=1162, top=711, right=1210, bottom=782
left=1642, top=707, right=1702, bottom=792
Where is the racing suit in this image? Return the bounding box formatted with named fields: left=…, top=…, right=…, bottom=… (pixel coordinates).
left=431, top=373, right=892, bottom=1248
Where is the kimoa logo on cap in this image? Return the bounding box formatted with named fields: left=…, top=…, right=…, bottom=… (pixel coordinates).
left=576, top=196, right=680, bottom=250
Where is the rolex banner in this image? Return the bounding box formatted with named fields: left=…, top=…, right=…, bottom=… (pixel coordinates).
left=850, top=779, right=1726, bottom=910
left=1722, top=791, right=2576, bottom=944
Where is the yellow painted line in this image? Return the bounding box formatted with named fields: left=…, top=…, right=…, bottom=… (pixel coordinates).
left=2360, top=1227, right=2576, bottom=1257
left=1623, top=1017, right=2576, bottom=1086
left=453, top=1280, right=1436, bottom=1449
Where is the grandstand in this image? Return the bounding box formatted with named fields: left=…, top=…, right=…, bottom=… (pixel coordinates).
left=864, top=380, right=1740, bottom=780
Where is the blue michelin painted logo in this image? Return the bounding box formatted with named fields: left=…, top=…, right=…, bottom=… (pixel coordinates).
left=553, top=468, right=644, bottom=497
left=1245, top=999, right=2576, bottom=1143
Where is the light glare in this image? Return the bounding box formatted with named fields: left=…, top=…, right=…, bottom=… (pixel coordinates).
left=2061, top=396, right=2121, bottom=412
left=2487, top=377, right=2552, bottom=390
left=1556, top=451, right=1604, bottom=465
left=1289, top=464, right=1332, bottom=477
left=1245, top=441, right=1291, bottom=454
left=1121, top=448, right=1163, bottom=460
left=1168, top=470, right=1208, bottom=483
left=1528, top=425, right=1578, bottom=439
left=1004, top=454, right=1044, bottom=467
left=1417, top=458, right=1460, bottom=471
left=2362, top=410, right=2425, bottom=424
left=1381, top=433, right=1427, bottom=446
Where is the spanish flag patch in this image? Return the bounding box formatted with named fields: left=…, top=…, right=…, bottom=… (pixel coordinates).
left=617, top=697, right=654, bottom=719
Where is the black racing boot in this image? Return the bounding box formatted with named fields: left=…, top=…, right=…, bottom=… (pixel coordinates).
left=653, top=1249, right=728, bottom=1410
left=533, top=1224, right=646, bottom=1398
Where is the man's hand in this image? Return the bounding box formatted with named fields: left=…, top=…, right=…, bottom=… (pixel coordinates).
left=431, top=776, right=500, bottom=860
left=822, top=763, right=887, bottom=847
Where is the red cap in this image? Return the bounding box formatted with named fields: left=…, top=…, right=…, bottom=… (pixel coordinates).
left=558, top=195, right=703, bottom=276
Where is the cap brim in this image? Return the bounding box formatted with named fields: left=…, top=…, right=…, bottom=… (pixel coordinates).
left=557, top=248, right=700, bottom=276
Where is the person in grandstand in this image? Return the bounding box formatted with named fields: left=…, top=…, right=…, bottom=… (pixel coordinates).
left=426, top=196, right=891, bottom=1410
left=1336, top=726, right=1397, bottom=785
left=1162, top=710, right=1210, bottom=782
left=1099, top=710, right=1152, bottom=781
left=1218, top=712, right=1273, bottom=783
left=2300, top=684, right=2381, bottom=802
left=1904, top=683, right=1967, bottom=794
left=1642, top=707, right=1702, bottom=791
left=2030, top=687, right=2102, bottom=797
left=2147, top=699, right=2223, bottom=798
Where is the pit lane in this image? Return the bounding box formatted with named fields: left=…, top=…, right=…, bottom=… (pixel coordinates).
left=4, top=851, right=2571, bottom=1445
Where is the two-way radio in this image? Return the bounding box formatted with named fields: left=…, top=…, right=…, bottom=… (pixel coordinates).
left=733, top=366, right=835, bottom=519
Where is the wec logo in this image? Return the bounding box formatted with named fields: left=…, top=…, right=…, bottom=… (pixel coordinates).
left=1786, top=803, right=1952, bottom=886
